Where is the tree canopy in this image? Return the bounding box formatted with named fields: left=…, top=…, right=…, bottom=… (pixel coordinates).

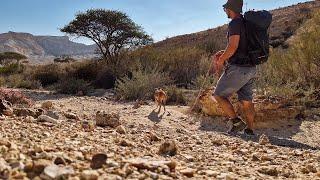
left=61, top=9, right=153, bottom=64
left=0, top=52, right=27, bottom=64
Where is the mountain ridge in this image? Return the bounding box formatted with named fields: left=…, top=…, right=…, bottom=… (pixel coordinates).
left=0, top=31, right=96, bottom=58
left=152, top=1, right=320, bottom=51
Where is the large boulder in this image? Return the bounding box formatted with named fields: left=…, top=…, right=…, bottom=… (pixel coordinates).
left=197, top=89, right=303, bottom=129
left=95, top=111, right=121, bottom=128
left=13, top=108, right=44, bottom=118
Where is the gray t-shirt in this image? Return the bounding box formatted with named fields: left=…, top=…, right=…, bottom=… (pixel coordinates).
left=227, top=15, right=248, bottom=65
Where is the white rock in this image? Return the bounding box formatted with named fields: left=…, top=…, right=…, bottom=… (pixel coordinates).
left=42, top=164, right=74, bottom=179
left=37, top=115, right=59, bottom=124
left=45, top=111, right=60, bottom=120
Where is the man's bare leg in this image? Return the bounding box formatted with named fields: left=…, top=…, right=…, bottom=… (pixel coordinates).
left=214, top=95, right=237, bottom=119
left=214, top=95, right=247, bottom=133
left=240, top=100, right=255, bottom=130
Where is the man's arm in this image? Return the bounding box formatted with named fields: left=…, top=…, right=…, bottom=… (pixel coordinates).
left=219, top=35, right=240, bottom=62
left=214, top=35, right=240, bottom=75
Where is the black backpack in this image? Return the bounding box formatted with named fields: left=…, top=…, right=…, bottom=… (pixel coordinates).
left=243, top=10, right=273, bottom=65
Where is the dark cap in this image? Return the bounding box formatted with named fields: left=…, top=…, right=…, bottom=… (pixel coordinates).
left=223, top=0, right=243, bottom=14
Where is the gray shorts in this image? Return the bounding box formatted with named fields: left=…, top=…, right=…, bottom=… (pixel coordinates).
left=213, top=64, right=256, bottom=101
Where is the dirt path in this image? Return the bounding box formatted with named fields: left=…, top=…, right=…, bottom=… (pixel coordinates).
left=0, top=89, right=319, bottom=179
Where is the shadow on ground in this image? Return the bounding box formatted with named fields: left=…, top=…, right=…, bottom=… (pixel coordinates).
left=198, top=116, right=318, bottom=150
left=147, top=110, right=166, bottom=123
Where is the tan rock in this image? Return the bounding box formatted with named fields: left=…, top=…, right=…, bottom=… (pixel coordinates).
left=116, top=125, right=126, bottom=134
left=81, top=121, right=95, bottom=132
left=258, top=166, right=278, bottom=176
left=125, top=158, right=176, bottom=171
left=149, top=132, right=161, bottom=141
left=41, top=101, right=53, bottom=110
left=95, top=111, right=120, bottom=128
left=80, top=170, right=99, bottom=180
left=64, top=112, right=79, bottom=120
left=180, top=168, right=196, bottom=177
left=158, top=140, right=178, bottom=156
left=13, top=108, right=42, bottom=118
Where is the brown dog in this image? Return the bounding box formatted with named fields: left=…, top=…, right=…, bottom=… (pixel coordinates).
left=154, top=88, right=168, bottom=113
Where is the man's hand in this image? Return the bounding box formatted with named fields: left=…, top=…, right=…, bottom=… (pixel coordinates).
left=215, top=57, right=225, bottom=77
left=210, top=50, right=225, bottom=75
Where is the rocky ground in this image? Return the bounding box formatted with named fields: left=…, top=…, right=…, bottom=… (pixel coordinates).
left=0, top=89, right=320, bottom=179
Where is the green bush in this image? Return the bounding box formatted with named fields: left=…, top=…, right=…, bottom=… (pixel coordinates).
left=256, top=9, right=320, bottom=97
left=57, top=78, right=93, bottom=95
left=0, top=63, right=24, bottom=75
left=6, top=74, right=41, bottom=89
left=165, top=86, right=187, bottom=105
left=115, top=69, right=172, bottom=100
left=129, top=46, right=207, bottom=87
left=67, top=61, right=99, bottom=81
left=33, top=64, right=63, bottom=87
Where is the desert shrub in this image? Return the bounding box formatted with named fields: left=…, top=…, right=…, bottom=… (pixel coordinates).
left=0, top=88, right=34, bottom=107
left=57, top=78, right=93, bottom=95
left=192, top=75, right=217, bottom=90
left=256, top=10, right=320, bottom=96
left=115, top=69, right=172, bottom=100
left=0, top=63, right=24, bottom=75
left=165, top=86, right=187, bottom=105
left=33, top=64, right=64, bottom=87
left=0, top=76, right=6, bottom=87
left=6, top=74, right=41, bottom=89
left=93, top=66, right=116, bottom=89
left=67, top=61, right=99, bottom=81
left=131, top=47, right=206, bottom=87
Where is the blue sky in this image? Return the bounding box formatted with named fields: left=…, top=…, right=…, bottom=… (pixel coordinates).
left=0, top=0, right=310, bottom=44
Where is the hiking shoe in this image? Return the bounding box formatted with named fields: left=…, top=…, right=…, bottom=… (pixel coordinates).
left=244, top=128, right=255, bottom=136
left=227, top=117, right=247, bottom=134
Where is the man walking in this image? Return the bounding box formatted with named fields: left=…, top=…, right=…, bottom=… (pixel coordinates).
left=213, top=0, right=256, bottom=135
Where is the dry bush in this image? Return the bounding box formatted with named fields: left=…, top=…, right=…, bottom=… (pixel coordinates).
left=115, top=69, right=172, bottom=100
left=130, top=46, right=207, bottom=88
left=32, top=64, right=64, bottom=87
left=6, top=74, right=41, bottom=89
left=0, top=63, right=24, bottom=75
left=57, top=78, right=93, bottom=95
left=66, top=61, right=100, bottom=81
left=165, top=86, right=187, bottom=105
left=256, top=10, right=320, bottom=97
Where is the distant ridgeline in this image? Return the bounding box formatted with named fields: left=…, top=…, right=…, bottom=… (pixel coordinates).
left=0, top=31, right=96, bottom=59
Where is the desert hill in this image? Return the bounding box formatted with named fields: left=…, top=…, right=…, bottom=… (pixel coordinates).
left=152, top=1, right=320, bottom=50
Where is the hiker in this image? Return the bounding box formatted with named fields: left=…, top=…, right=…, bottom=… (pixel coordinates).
left=212, top=0, right=256, bottom=135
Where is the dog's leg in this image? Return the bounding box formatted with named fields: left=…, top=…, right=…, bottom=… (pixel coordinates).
left=158, top=104, right=161, bottom=113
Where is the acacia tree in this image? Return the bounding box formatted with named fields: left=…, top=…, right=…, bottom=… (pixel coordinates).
left=0, top=52, right=27, bottom=65
left=61, top=9, right=153, bottom=65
